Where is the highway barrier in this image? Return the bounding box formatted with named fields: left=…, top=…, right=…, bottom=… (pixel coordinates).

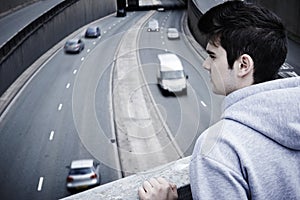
left=0, top=0, right=115, bottom=99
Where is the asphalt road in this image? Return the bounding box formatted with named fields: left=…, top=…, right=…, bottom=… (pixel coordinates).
left=0, top=11, right=149, bottom=200
left=0, top=8, right=221, bottom=199
left=1, top=1, right=299, bottom=200
left=139, top=10, right=223, bottom=156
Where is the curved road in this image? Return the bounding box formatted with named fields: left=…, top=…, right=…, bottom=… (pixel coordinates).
left=0, top=11, right=153, bottom=200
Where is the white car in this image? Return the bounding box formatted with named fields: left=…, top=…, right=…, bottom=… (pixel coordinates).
left=167, top=28, right=180, bottom=39
left=66, top=159, right=101, bottom=191
left=147, top=19, right=159, bottom=32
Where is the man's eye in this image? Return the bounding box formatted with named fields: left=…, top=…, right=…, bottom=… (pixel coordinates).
left=209, top=54, right=216, bottom=59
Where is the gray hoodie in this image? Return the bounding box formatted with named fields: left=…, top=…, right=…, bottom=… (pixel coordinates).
left=190, top=77, right=300, bottom=199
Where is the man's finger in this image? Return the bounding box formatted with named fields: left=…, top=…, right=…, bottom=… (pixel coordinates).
left=142, top=180, right=153, bottom=192
left=157, top=177, right=169, bottom=185
left=149, top=177, right=160, bottom=187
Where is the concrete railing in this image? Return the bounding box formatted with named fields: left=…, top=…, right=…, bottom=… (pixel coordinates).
left=62, top=157, right=192, bottom=200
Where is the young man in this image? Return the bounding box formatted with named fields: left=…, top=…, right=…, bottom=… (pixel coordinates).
left=139, top=0, right=300, bottom=199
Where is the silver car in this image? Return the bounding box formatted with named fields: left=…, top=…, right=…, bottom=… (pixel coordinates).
left=66, top=159, right=101, bottom=191
left=64, top=38, right=84, bottom=53
left=167, top=28, right=180, bottom=39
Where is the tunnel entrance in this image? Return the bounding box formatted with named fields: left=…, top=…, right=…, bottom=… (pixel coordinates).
left=117, top=0, right=187, bottom=16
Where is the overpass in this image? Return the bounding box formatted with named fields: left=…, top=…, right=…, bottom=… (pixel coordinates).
left=0, top=0, right=299, bottom=199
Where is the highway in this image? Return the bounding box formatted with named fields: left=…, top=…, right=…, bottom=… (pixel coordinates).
left=1, top=1, right=298, bottom=200
left=0, top=7, right=224, bottom=199
left=0, top=10, right=161, bottom=200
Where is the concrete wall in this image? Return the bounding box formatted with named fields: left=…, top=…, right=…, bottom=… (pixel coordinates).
left=0, top=0, right=116, bottom=97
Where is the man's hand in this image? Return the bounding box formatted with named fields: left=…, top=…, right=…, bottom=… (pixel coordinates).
left=138, top=177, right=178, bottom=200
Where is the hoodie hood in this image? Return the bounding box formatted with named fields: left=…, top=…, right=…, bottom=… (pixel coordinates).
left=222, top=77, right=300, bottom=150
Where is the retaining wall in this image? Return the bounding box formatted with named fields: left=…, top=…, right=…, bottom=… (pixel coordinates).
left=0, top=0, right=116, bottom=97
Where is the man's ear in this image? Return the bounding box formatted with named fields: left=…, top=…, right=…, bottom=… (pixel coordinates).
left=238, top=54, right=254, bottom=77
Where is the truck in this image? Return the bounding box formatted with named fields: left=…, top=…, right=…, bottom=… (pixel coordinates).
left=157, top=53, right=188, bottom=95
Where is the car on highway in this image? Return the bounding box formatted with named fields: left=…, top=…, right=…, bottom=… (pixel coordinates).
left=147, top=19, right=159, bottom=32
left=157, top=53, right=188, bottom=95
left=64, top=38, right=85, bottom=53
left=66, top=159, right=101, bottom=191
left=85, top=26, right=101, bottom=38
left=116, top=8, right=126, bottom=17
left=167, top=28, right=180, bottom=39
left=277, top=62, right=299, bottom=78
left=157, top=7, right=165, bottom=12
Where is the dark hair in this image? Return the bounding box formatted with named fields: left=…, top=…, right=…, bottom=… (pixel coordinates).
left=198, top=0, right=287, bottom=84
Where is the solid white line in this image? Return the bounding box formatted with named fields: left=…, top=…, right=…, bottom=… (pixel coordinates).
left=58, top=104, right=63, bottom=111
left=66, top=83, right=70, bottom=89
left=201, top=101, right=207, bottom=107
left=37, top=177, right=44, bottom=191
left=49, top=131, right=54, bottom=141
left=73, top=69, right=77, bottom=74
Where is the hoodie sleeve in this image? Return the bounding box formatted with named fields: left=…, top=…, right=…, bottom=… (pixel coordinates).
left=189, top=121, right=249, bottom=199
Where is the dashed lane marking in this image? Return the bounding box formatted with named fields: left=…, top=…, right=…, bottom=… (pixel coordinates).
left=37, top=177, right=44, bottom=191
left=201, top=101, right=207, bottom=107
left=58, top=104, right=63, bottom=111
left=49, top=131, right=54, bottom=141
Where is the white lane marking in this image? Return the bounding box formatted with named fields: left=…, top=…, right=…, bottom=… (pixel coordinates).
left=162, top=42, right=165, bottom=45
left=81, top=57, right=84, bottom=61
left=87, top=49, right=90, bottom=53
left=58, top=104, right=63, bottom=111
left=201, top=101, right=207, bottom=107
left=104, top=31, right=107, bottom=34
left=49, top=131, right=54, bottom=141
left=66, top=83, right=70, bottom=89
left=73, top=69, right=77, bottom=74
left=37, top=177, right=44, bottom=191
left=93, top=41, right=96, bottom=45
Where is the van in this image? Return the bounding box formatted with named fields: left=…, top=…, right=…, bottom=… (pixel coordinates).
left=157, top=53, right=188, bottom=94
left=147, top=19, right=159, bottom=32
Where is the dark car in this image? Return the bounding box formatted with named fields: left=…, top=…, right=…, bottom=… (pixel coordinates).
left=116, top=8, right=126, bottom=17
left=64, top=38, right=84, bottom=53
left=85, top=26, right=101, bottom=38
